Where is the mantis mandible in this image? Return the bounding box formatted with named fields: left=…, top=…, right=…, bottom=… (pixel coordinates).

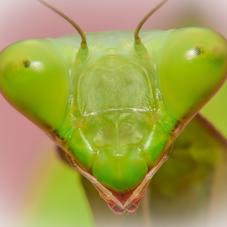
left=0, top=0, right=227, bottom=214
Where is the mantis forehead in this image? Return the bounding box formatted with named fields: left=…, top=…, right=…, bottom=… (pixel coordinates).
left=77, top=55, right=155, bottom=116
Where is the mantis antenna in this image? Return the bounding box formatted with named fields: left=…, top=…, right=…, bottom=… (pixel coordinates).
left=134, top=0, right=168, bottom=43
left=38, top=0, right=87, bottom=48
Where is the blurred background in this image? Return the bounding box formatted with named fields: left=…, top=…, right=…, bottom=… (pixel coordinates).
left=0, top=0, right=227, bottom=226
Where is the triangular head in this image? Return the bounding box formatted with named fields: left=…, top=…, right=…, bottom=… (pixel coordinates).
left=0, top=0, right=226, bottom=213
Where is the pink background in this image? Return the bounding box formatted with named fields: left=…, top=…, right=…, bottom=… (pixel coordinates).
left=0, top=0, right=227, bottom=225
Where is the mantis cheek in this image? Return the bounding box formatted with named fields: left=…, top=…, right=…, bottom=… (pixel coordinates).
left=92, top=150, right=148, bottom=192
left=69, top=128, right=96, bottom=169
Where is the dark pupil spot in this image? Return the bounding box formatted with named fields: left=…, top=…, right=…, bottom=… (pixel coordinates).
left=23, top=60, right=31, bottom=68
left=194, top=47, right=203, bottom=56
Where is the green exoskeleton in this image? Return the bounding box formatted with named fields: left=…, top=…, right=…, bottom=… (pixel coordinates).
left=0, top=0, right=227, bottom=213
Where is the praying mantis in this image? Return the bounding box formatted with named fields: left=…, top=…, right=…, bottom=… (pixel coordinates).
left=0, top=0, right=227, bottom=216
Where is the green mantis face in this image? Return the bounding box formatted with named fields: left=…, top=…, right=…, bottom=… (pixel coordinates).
left=0, top=0, right=227, bottom=213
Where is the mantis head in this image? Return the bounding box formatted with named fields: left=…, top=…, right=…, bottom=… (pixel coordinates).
left=0, top=0, right=227, bottom=213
